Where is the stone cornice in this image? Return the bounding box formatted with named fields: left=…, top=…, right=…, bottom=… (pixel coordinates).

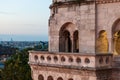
left=49, top=1, right=94, bottom=9
left=96, top=0, right=120, bottom=4
left=50, top=0, right=120, bottom=8
left=30, top=62, right=112, bottom=71
left=29, top=50, right=112, bottom=56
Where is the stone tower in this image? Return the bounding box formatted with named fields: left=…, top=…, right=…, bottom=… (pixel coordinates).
left=29, top=0, right=120, bottom=80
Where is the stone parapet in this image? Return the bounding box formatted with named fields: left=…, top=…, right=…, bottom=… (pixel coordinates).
left=113, top=56, right=120, bottom=67
left=96, top=0, right=120, bottom=4
left=29, top=51, right=112, bottom=70
left=112, top=56, right=120, bottom=80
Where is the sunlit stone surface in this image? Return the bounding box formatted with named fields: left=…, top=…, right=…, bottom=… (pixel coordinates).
left=29, top=0, right=120, bottom=80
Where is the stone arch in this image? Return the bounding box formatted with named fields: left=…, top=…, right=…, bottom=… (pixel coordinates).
left=59, top=22, right=76, bottom=33
left=68, top=78, right=73, bottom=80
left=112, top=19, right=120, bottom=55
left=112, top=19, right=120, bottom=34
left=47, top=76, right=54, bottom=80
left=59, top=22, right=76, bottom=52
left=57, top=77, right=63, bottom=80
left=59, top=30, right=71, bottom=52
left=96, top=30, right=109, bottom=53
left=38, top=74, right=44, bottom=80
left=73, top=30, right=79, bottom=52
left=106, top=16, right=119, bottom=53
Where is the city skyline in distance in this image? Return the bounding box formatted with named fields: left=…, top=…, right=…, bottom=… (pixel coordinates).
left=0, top=34, right=48, bottom=41
left=0, top=0, right=51, bottom=41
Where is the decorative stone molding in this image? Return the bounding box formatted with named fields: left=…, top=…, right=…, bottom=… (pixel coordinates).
left=29, top=51, right=113, bottom=70
left=96, top=0, right=120, bottom=4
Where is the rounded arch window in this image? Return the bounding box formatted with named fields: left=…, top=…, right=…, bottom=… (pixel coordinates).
left=68, top=78, right=73, bottom=80
left=57, top=77, right=63, bottom=80
left=47, top=56, right=51, bottom=61
left=38, top=74, right=44, bottom=80
left=106, top=57, right=109, bottom=64
left=61, top=56, right=65, bottom=62
left=47, top=76, right=53, bottom=80
left=34, top=55, right=38, bottom=61
left=40, top=55, right=45, bottom=60
left=73, top=30, right=79, bottom=53
left=59, top=22, right=75, bottom=53
left=54, top=56, right=58, bottom=62
left=68, top=57, right=73, bottom=62
left=99, top=57, right=103, bottom=64
left=85, top=58, right=90, bottom=64
left=76, top=57, right=81, bottom=63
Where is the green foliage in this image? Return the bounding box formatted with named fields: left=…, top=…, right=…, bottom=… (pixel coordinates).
left=0, top=48, right=33, bottom=80
left=0, top=42, right=48, bottom=80
left=34, top=43, right=48, bottom=51
left=34, top=45, right=42, bottom=50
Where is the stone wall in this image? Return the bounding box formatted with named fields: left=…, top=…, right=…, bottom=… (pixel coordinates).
left=49, top=1, right=120, bottom=54
left=49, top=3, right=96, bottom=53
left=29, top=1, right=120, bottom=80
left=29, top=51, right=113, bottom=80
left=96, top=2, right=120, bottom=53
left=31, top=66, right=97, bottom=80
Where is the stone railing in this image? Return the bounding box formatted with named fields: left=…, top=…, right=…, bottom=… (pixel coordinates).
left=29, top=51, right=112, bottom=70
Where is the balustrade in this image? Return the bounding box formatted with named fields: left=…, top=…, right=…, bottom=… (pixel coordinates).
left=29, top=51, right=112, bottom=69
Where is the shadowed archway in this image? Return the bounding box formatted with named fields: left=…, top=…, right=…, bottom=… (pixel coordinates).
left=59, top=30, right=71, bottom=52
left=47, top=76, right=53, bottom=80
left=59, top=22, right=76, bottom=52
left=57, top=77, right=63, bottom=80
left=73, top=30, right=79, bottom=52
left=112, top=19, right=120, bottom=55
left=38, top=75, right=44, bottom=80
left=96, top=30, right=109, bottom=53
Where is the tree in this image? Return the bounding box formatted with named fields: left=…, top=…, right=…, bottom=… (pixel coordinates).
left=0, top=48, right=33, bottom=80
left=0, top=42, right=48, bottom=80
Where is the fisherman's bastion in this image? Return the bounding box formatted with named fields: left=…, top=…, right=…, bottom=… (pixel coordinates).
left=29, top=0, right=120, bottom=80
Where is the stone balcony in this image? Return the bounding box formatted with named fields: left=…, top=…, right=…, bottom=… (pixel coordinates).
left=29, top=51, right=113, bottom=70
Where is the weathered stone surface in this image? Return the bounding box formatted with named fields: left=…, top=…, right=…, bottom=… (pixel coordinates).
left=29, top=0, right=120, bottom=80
left=29, top=51, right=113, bottom=80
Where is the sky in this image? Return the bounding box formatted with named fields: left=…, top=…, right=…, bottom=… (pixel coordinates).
left=0, top=0, right=51, bottom=41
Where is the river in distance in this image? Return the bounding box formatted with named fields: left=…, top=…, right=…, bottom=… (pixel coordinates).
left=0, top=62, right=4, bottom=69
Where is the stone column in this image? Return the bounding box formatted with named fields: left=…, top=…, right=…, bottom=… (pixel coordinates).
left=70, top=36, right=73, bottom=53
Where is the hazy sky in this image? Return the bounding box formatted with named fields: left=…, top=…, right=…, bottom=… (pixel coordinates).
left=0, top=0, right=51, bottom=41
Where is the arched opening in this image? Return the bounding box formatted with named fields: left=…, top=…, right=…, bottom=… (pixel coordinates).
left=96, top=30, right=109, bottom=53
left=112, top=19, right=120, bottom=55
left=64, top=30, right=71, bottom=52
left=57, top=77, right=63, bottom=80
left=47, top=76, right=54, bottom=80
left=73, top=30, right=79, bottom=52
left=113, top=31, right=120, bottom=55
left=68, top=78, right=73, bottom=80
left=61, top=56, right=66, bottom=62
left=59, top=30, right=71, bottom=52
left=34, top=55, right=38, bottom=61
left=38, top=75, right=44, bottom=80
left=59, top=22, right=75, bottom=52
